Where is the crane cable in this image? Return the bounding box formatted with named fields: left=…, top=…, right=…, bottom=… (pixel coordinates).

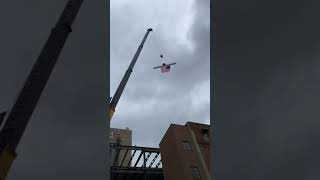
left=153, top=26, right=164, bottom=59
left=152, top=24, right=175, bottom=63
left=150, top=0, right=171, bottom=62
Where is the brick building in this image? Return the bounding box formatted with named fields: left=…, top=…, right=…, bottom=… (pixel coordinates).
left=160, top=122, right=210, bottom=180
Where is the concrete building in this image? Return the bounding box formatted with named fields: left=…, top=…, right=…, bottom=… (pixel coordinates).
left=160, top=122, right=210, bottom=180
left=110, top=127, right=132, bottom=167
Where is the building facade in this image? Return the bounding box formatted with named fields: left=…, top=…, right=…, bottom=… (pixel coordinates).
left=110, top=127, right=132, bottom=167
left=159, top=122, right=210, bottom=180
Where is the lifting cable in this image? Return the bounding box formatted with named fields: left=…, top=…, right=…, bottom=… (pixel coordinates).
left=149, top=1, right=171, bottom=62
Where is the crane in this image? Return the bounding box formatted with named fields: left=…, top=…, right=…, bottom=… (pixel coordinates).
left=109, top=28, right=153, bottom=121
left=0, top=0, right=84, bottom=179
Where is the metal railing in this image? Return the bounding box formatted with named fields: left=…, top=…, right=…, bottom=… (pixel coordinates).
left=110, top=143, right=163, bottom=180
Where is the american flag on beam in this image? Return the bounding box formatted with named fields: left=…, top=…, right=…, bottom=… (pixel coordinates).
left=160, top=65, right=170, bottom=73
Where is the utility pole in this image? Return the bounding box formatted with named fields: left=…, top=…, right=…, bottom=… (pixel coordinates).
left=109, top=28, right=153, bottom=120
left=0, top=1, right=84, bottom=179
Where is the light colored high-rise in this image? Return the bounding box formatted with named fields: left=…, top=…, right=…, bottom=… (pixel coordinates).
left=110, top=127, right=132, bottom=167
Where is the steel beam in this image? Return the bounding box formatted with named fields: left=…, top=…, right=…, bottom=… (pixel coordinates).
left=134, top=151, right=143, bottom=167
left=120, top=148, right=129, bottom=167
left=111, top=167, right=163, bottom=174
left=155, top=160, right=162, bottom=168
left=148, top=152, right=159, bottom=168
left=126, top=149, right=136, bottom=167
left=113, top=148, right=121, bottom=166
left=110, top=144, right=160, bottom=152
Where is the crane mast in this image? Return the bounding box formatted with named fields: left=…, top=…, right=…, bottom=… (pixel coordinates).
left=0, top=1, right=84, bottom=179
left=109, top=28, right=153, bottom=120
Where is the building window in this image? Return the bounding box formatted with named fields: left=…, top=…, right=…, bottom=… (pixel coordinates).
left=190, top=166, right=201, bottom=179
left=201, top=128, right=209, bottom=142
left=203, top=133, right=209, bottom=142
left=110, top=132, right=114, bottom=139
left=182, top=141, right=192, bottom=151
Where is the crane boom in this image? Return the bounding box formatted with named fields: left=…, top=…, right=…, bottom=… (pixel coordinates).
left=0, top=1, right=84, bottom=179
left=109, top=28, right=153, bottom=120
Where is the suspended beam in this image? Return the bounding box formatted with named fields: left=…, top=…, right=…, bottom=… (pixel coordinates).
left=153, top=62, right=176, bottom=69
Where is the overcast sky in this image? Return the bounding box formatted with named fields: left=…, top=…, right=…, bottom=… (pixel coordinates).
left=0, top=0, right=209, bottom=179
left=110, top=0, right=210, bottom=148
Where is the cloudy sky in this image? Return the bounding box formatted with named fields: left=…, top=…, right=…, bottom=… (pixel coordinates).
left=0, top=0, right=209, bottom=179
left=110, top=0, right=210, bottom=148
